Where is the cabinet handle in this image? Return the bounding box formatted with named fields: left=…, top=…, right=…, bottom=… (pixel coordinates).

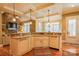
left=40, top=41, right=42, bottom=43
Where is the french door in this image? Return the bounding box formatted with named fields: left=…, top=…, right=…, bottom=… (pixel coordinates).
left=66, top=16, right=79, bottom=43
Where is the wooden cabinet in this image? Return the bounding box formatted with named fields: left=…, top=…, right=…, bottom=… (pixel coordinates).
left=28, top=36, right=34, bottom=50
left=50, top=36, right=60, bottom=49
left=10, top=37, right=30, bottom=56
left=42, top=39, right=49, bottom=47
left=33, top=37, right=42, bottom=47
left=17, top=37, right=29, bottom=55
left=2, top=35, right=10, bottom=45
left=33, top=36, right=49, bottom=48
left=10, top=38, right=19, bottom=55
left=10, top=33, right=61, bottom=55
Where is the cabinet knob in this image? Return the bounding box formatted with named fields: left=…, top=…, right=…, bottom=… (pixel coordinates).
left=40, top=41, right=42, bottom=43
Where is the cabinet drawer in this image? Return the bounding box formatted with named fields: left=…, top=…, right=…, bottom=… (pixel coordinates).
left=42, top=39, right=49, bottom=47
left=34, top=39, right=42, bottom=47
left=34, top=38, right=49, bottom=47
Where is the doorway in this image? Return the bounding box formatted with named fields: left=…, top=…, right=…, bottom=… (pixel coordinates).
left=66, top=16, right=79, bottom=43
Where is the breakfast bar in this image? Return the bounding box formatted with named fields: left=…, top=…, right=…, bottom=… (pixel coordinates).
left=10, top=32, right=62, bottom=56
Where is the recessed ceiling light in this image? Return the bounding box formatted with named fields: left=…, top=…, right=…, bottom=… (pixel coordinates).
left=13, top=18, right=16, bottom=22
left=16, top=16, right=20, bottom=19
left=29, top=22, right=32, bottom=24
left=71, top=5, right=75, bottom=7
left=66, top=4, right=76, bottom=7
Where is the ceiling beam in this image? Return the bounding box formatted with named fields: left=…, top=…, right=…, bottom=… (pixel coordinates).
left=36, top=13, right=59, bottom=19
left=21, top=3, right=54, bottom=20
left=63, top=11, right=79, bottom=16
left=3, top=6, right=23, bottom=15
left=23, top=3, right=54, bottom=14
left=36, top=3, right=54, bottom=10
left=1, top=3, right=55, bottom=22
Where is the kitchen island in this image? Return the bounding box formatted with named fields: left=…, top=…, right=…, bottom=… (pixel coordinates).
left=10, top=32, right=62, bottom=56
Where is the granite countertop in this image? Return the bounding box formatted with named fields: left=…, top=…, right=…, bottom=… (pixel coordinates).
left=11, top=35, right=31, bottom=39
left=11, top=32, right=61, bottom=39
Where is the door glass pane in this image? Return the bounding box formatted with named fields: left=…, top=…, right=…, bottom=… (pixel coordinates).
left=23, top=23, right=30, bottom=32
left=68, top=19, right=76, bottom=36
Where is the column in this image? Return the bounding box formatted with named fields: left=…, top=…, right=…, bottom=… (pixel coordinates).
left=0, top=13, right=2, bottom=45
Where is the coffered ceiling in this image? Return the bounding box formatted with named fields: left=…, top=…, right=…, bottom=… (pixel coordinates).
left=0, top=3, right=79, bottom=22
left=62, top=3, right=79, bottom=14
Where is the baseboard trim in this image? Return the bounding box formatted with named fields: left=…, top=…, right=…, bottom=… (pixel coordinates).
left=3, top=44, right=10, bottom=47
left=63, top=42, right=79, bottom=45
left=49, top=47, right=59, bottom=50
left=63, top=40, right=79, bottom=45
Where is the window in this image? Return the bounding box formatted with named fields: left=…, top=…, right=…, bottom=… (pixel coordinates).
left=23, top=23, right=30, bottom=32
left=45, top=23, right=50, bottom=32
left=45, top=22, right=60, bottom=32
left=36, top=21, right=42, bottom=32
left=51, top=22, right=60, bottom=32
left=68, top=19, right=76, bottom=36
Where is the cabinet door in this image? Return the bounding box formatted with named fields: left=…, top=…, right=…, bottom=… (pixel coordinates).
left=34, top=39, right=42, bottom=47
left=41, top=37, right=49, bottom=47
left=2, top=36, right=10, bottom=45
left=18, top=38, right=29, bottom=55
left=50, top=36, right=59, bottom=49
left=34, top=37, right=42, bottom=47
left=41, top=39, right=49, bottom=47
left=10, top=39, right=19, bottom=55
left=29, top=36, right=33, bottom=50
left=33, top=36, right=49, bottom=47
left=2, top=37, right=6, bottom=45
left=6, top=36, right=10, bottom=45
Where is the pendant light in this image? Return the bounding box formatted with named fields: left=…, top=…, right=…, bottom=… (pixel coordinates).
left=48, top=10, right=50, bottom=50
left=47, top=10, right=50, bottom=32
left=29, top=9, right=32, bottom=24
left=13, top=3, right=16, bottom=22
left=47, top=10, right=50, bottom=25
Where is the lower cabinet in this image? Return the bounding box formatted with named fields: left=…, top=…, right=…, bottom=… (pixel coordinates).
left=17, top=38, right=29, bottom=55
left=10, top=34, right=61, bottom=56
left=29, top=36, right=34, bottom=50
left=10, top=36, right=33, bottom=56
left=49, top=36, right=60, bottom=49
left=2, top=35, right=10, bottom=45
left=33, top=36, right=49, bottom=48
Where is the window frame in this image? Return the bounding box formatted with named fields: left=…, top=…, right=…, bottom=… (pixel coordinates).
left=44, top=21, right=61, bottom=32
left=36, top=21, right=43, bottom=32
left=66, top=16, right=77, bottom=37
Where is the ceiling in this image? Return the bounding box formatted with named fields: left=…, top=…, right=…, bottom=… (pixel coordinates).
left=0, top=3, right=79, bottom=22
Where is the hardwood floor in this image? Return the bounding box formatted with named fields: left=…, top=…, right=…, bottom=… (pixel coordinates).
left=23, top=47, right=59, bottom=56
left=62, top=43, right=79, bottom=56
left=2, top=43, right=79, bottom=56
left=0, top=45, right=10, bottom=56
left=0, top=46, right=59, bottom=56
